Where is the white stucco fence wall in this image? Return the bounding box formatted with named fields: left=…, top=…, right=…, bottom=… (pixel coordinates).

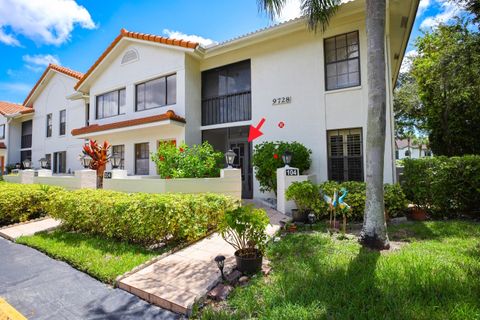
left=103, top=169, right=241, bottom=199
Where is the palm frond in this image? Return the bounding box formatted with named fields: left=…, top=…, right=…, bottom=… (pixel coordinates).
left=302, top=0, right=341, bottom=32
left=257, top=0, right=287, bottom=20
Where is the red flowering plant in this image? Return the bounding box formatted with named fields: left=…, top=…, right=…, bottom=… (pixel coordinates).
left=82, top=140, right=111, bottom=188
left=152, top=141, right=223, bottom=179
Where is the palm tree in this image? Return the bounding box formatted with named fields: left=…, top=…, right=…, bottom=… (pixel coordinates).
left=259, top=0, right=390, bottom=249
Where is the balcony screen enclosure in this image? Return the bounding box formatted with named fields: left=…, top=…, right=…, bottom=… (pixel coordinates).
left=201, top=60, right=251, bottom=126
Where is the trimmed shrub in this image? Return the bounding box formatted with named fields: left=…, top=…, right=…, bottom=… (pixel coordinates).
left=402, top=156, right=480, bottom=217
left=0, top=182, right=63, bottom=226
left=287, top=180, right=408, bottom=221
left=285, top=180, right=321, bottom=213
left=47, top=189, right=239, bottom=245
left=253, top=141, right=312, bottom=194
left=152, top=141, right=223, bottom=178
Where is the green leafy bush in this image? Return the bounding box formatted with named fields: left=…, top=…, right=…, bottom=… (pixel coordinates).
left=0, top=182, right=63, bottom=226
left=152, top=141, right=223, bottom=178
left=286, top=180, right=408, bottom=221
left=219, top=205, right=270, bottom=256
left=402, top=156, right=480, bottom=217
left=285, top=181, right=322, bottom=213
left=47, top=189, right=239, bottom=245
left=252, top=141, right=312, bottom=194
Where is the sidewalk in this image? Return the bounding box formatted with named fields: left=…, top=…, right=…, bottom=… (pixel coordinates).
left=0, top=218, right=61, bottom=241
left=118, top=201, right=289, bottom=315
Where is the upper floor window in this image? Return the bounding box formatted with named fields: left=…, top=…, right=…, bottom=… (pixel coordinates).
left=0, top=124, right=4, bottom=139
left=136, top=74, right=176, bottom=111
left=96, top=88, right=126, bottom=119
left=324, top=31, right=360, bottom=91
left=59, top=110, right=66, bottom=136
left=21, top=120, right=32, bottom=149
left=46, top=114, right=52, bottom=137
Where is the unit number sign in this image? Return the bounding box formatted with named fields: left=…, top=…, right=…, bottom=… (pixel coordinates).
left=286, top=168, right=299, bottom=176
left=104, top=171, right=112, bottom=179
left=272, top=96, right=292, bottom=105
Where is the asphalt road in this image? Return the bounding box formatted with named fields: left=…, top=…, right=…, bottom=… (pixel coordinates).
left=0, top=238, right=179, bottom=320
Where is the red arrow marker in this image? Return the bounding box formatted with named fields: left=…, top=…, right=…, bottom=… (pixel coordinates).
left=248, top=118, right=266, bottom=142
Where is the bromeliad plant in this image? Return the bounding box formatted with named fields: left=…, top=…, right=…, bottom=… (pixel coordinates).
left=219, top=205, right=270, bottom=259
left=82, top=140, right=111, bottom=188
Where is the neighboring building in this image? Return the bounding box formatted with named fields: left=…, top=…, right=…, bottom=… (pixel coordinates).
left=1, top=0, right=419, bottom=198
left=23, top=64, right=86, bottom=174
left=0, top=101, right=35, bottom=174
left=395, top=139, right=431, bottom=160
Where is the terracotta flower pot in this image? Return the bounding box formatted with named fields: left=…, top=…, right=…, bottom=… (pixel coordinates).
left=410, top=206, right=427, bottom=221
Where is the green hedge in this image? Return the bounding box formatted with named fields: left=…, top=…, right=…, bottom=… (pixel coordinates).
left=0, top=182, right=63, bottom=226
left=286, top=180, right=408, bottom=221
left=402, top=156, right=480, bottom=217
left=47, top=189, right=239, bottom=245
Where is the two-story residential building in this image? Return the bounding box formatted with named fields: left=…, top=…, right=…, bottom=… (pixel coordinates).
left=23, top=64, right=87, bottom=174
left=69, top=0, right=418, bottom=198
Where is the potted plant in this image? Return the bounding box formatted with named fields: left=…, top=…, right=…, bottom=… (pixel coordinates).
left=219, top=205, right=270, bottom=274
left=285, top=181, right=319, bottom=223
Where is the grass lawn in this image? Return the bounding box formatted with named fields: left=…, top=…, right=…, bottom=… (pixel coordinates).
left=17, top=229, right=165, bottom=284
left=199, top=221, right=480, bottom=320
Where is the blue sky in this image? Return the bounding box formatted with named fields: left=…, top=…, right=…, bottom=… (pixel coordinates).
left=0, top=0, right=465, bottom=104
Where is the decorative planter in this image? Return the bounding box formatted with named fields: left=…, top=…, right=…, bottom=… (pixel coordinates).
left=235, top=249, right=263, bottom=274
left=410, top=206, right=427, bottom=221
left=292, top=209, right=308, bottom=223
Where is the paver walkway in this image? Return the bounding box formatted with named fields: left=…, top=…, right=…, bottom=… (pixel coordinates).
left=119, top=201, right=289, bottom=315
left=0, top=237, right=178, bottom=320
left=0, top=218, right=61, bottom=241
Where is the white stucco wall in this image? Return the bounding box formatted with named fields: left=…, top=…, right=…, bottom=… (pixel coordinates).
left=199, top=11, right=396, bottom=198
left=0, top=115, right=8, bottom=167
left=86, top=41, right=187, bottom=126
left=7, top=118, right=22, bottom=165
left=30, top=72, right=85, bottom=171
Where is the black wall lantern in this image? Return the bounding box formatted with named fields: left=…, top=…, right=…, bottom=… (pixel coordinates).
left=282, top=150, right=292, bottom=167
left=22, top=159, right=32, bottom=170
left=111, top=153, right=122, bottom=169
left=214, top=255, right=226, bottom=280
left=39, top=158, right=49, bottom=169
left=80, top=155, right=92, bottom=169
left=225, top=150, right=236, bottom=169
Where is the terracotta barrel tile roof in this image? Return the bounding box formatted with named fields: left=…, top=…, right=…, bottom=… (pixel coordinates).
left=0, top=142, right=6, bottom=149
left=24, top=64, right=84, bottom=106
left=74, top=28, right=199, bottom=91
left=0, top=101, right=33, bottom=116
left=71, top=110, right=185, bottom=136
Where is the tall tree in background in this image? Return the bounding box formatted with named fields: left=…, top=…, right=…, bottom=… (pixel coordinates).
left=258, top=0, right=390, bottom=249
left=412, top=20, right=480, bottom=156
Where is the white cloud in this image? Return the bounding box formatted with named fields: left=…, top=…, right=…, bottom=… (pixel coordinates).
left=23, top=54, right=60, bottom=67
left=0, top=0, right=96, bottom=46
left=400, top=49, right=418, bottom=73
left=274, top=0, right=302, bottom=23
left=420, top=0, right=463, bottom=29
left=163, top=29, right=218, bottom=47
left=0, top=82, right=32, bottom=94
left=417, top=0, right=432, bottom=17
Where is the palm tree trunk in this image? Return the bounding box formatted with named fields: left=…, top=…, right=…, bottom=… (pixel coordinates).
left=359, top=0, right=390, bottom=250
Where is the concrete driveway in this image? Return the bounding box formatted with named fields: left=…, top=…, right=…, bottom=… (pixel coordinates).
left=0, top=238, right=179, bottom=320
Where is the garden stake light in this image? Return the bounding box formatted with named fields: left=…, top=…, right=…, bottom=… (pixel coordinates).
left=214, top=255, right=226, bottom=280
left=308, top=212, right=316, bottom=230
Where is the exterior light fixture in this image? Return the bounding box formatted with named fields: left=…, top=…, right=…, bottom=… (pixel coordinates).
left=405, top=150, right=411, bottom=157
left=111, top=153, right=122, bottom=169
left=15, top=163, right=21, bottom=170
left=80, top=155, right=92, bottom=169
left=282, top=150, right=292, bottom=167
left=225, top=150, right=236, bottom=169
left=214, top=255, right=226, bottom=280
left=39, top=158, right=48, bottom=169
left=22, top=159, right=32, bottom=170
left=308, top=212, right=316, bottom=230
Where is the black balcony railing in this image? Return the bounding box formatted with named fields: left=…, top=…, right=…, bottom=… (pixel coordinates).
left=21, top=134, right=32, bottom=149
left=202, top=91, right=252, bottom=126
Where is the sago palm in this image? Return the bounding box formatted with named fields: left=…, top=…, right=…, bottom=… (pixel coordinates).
left=258, top=0, right=390, bottom=249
